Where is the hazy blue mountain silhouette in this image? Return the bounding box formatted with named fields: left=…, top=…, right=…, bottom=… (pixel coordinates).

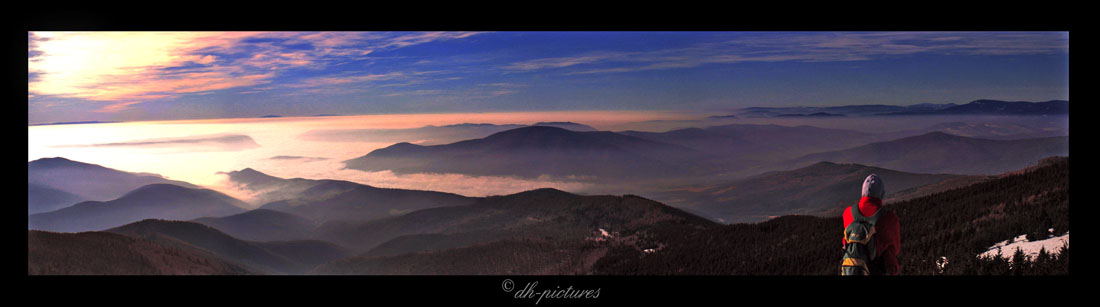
left=220, top=167, right=477, bottom=223
left=300, top=122, right=598, bottom=146
left=881, top=100, right=1068, bottom=116
left=28, top=184, right=248, bottom=233
left=343, top=126, right=707, bottom=179
left=653, top=161, right=964, bottom=223
left=876, top=121, right=1069, bottom=141
left=28, top=183, right=85, bottom=214
left=28, top=157, right=199, bottom=212
left=620, top=123, right=878, bottom=161
left=736, top=104, right=931, bottom=117
left=791, top=132, right=1069, bottom=175
left=734, top=100, right=1065, bottom=117
left=258, top=180, right=478, bottom=223
left=532, top=121, right=598, bottom=131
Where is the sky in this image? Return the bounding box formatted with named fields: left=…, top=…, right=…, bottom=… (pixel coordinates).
left=27, top=31, right=1070, bottom=125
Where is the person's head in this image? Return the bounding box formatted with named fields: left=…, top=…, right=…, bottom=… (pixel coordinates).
left=862, top=174, right=885, bottom=200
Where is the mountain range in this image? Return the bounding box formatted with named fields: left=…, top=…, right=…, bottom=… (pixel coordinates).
left=880, top=100, right=1069, bottom=116
left=341, top=123, right=1067, bottom=186
left=313, top=188, right=715, bottom=253
left=299, top=122, right=598, bottom=146
left=27, top=156, right=1068, bottom=275
left=619, top=123, right=879, bottom=161
left=344, top=126, right=709, bottom=180
left=28, top=230, right=255, bottom=275
left=27, top=183, right=85, bottom=215
left=733, top=99, right=1067, bottom=117
left=790, top=132, right=1069, bottom=175
left=651, top=161, right=966, bottom=223
left=317, top=156, right=1070, bottom=275
left=192, top=209, right=318, bottom=242
left=736, top=103, right=955, bottom=118
left=593, top=157, right=1069, bottom=275
left=107, top=219, right=351, bottom=274
left=28, top=157, right=198, bottom=214
left=878, top=121, right=1070, bottom=141
left=28, top=184, right=248, bottom=233
left=221, top=168, right=477, bottom=224
left=313, top=187, right=717, bottom=273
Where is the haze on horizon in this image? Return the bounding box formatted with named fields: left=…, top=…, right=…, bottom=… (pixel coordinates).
left=28, top=31, right=1069, bottom=125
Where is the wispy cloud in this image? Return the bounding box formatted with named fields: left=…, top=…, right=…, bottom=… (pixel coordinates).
left=504, top=32, right=1069, bottom=75
left=28, top=32, right=270, bottom=111
left=381, top=89, right=445, bottom=97
left=288, top=72, right=409, bottom=88
left=503, top=53, right=620, bottom=71
left=28, top=31, right=485, bottom=112
left=269, top=155, right=329, bottom=162
left=52, top=133, right=260, bottom=151
left=378, top=32, right=482, bottom=48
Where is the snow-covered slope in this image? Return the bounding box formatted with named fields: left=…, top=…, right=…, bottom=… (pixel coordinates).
left=979, top=230, right=1069, bottom=262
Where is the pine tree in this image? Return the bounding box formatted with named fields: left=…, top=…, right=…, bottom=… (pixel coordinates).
left=1027, top=210, right=1053, bottom=242
left=1032, top=247, right=1049, bottom=274
left=1010, top=247, right=1028, bottom=275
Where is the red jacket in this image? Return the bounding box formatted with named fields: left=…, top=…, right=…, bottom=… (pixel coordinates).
left=842, top=196, right=901, bottom=275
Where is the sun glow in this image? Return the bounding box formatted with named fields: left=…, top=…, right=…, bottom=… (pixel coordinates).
left=28, top=32, right=267, bottom=109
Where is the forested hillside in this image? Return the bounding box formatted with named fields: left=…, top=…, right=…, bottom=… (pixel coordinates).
left=593, top=157, right=1069, bottom=275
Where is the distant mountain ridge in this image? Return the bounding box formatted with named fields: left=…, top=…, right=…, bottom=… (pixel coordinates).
left=27, top=183, right=85, bottom=214
left=220, top=168, right=477, bottom=224
left=619, top=123, right=878, bottom=162
left=652, top=161, right=964, bottom=223
left=28, top=157, right=199, bottom=213
left=737, top=104, right=937, bottom=118
left=343, top=126, right=708, bottom=179
left=532, top=121, right=598, bottom=131
left=314, top=187, right=716, bottom=254
left=593, top=157, right=1069, bottom=275
left=735, top=99, right=1066, bottom=117
left=882, top=100, right=1068, bottom=116
left=28, top=184, right=248, bottom=233
left=300, top=122, right=598, bottom=146
left=877, top=121, right=1070, bottom=141
left=775, top=112, right=845, bottom=117
left=28, top=157, right=1068, bottom=275
left=791, top=132, right=1069, bottom=175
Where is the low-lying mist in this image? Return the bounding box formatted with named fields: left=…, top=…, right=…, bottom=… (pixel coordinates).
left=27, top=112, right=1068, bottom=207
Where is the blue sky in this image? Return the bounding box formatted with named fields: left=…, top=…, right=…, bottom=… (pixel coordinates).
left=27, top=31, right=1069, bottom=124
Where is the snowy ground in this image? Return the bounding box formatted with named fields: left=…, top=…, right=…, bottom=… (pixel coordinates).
left=979, top=230, right=1069, bottom=262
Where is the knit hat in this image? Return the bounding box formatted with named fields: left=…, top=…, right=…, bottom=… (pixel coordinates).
left=862, top=174, right=885, bottom=200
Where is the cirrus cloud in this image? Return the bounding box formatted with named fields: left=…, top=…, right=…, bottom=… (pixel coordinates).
left=503, top=32, right=1069, bottom=75
left=28, top=31, right=486, bottom=113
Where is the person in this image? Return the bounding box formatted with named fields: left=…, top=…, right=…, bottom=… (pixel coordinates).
left=841, top=174, right=901, bottom=275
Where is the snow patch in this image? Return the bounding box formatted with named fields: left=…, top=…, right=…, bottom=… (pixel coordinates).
left=598, top=228, right=612, bottom=238
left=979, top=231, right=1069, bottom=262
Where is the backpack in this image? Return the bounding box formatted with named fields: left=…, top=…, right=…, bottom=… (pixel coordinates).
left=840, top=205, right=883, bottom=275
